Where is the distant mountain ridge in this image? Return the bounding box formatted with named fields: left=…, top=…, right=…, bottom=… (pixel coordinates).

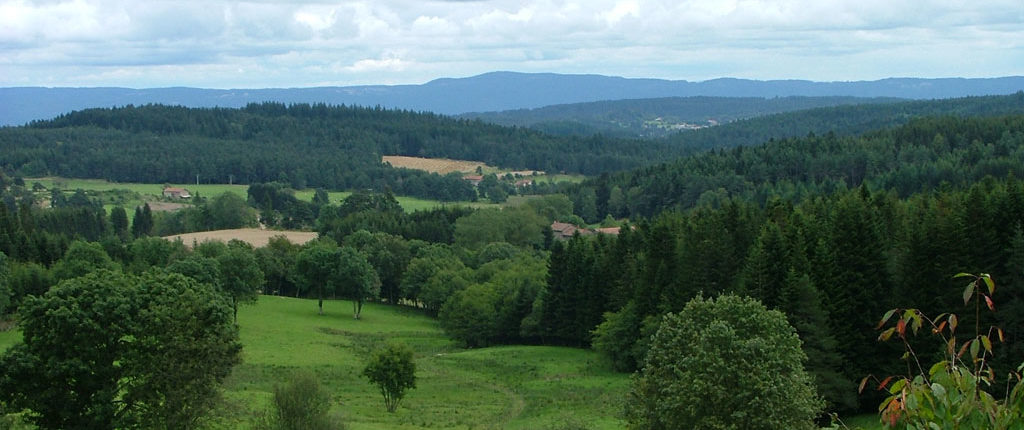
left=2, top=72, right=1023, bottom=126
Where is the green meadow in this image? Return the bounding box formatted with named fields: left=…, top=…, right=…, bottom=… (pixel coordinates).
left=31, top=178, right=504, bottom=214
left=31, top=177, right=248, bottom=199
left=218, top=296, right=629, bottom=429
left=0, top=296, right=884, bottom=429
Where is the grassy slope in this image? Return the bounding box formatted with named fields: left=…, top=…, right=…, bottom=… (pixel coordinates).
left=0, top=297, right=884, bottom=429
left=222, top=296, right=628, bottom=429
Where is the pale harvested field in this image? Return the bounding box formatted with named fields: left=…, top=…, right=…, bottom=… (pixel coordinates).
left=382, top=155, right=487, bottom=174
left=163, top=229, right=318, bottom=248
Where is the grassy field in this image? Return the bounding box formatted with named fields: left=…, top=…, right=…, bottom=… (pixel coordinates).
left=30, top=177, right=248, bottom=199
left=0, top=328, right=19, bottom=351
left=33, top=178, right=499, bottom=214
left=0, top=296, right=885, bottom=429
left=530, top=174, right=587, bottom=184
left=218, top=296, right=628, bottom=429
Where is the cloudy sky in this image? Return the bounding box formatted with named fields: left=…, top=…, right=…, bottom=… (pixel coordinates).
left=1, top=0, right=1022, bottom=88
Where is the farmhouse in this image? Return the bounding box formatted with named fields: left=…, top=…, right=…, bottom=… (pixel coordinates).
left=462, top=175, right=484, bottom=186
left=551, top=221, right=591, bottom=240
left=162, top=187, right=191, bottom=199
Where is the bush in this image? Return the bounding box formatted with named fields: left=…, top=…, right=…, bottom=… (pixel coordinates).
left=257, top=372, right=343, bottom=430
left=626, top=294, right=822, bottom=430
left=868, top=273, right=1024, bottom=429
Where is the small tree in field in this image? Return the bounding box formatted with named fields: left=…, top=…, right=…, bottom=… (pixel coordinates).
left=363, top=343, right=416, bottom=413
left=866, top=273, right=1024, bottom=429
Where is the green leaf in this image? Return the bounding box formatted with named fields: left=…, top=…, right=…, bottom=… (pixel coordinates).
left=982, top=275, right=995, bottom=295
left=981, top=335, right=992, bottom=353
left=889, top=378, right=907, bottom=394
left=953, top=272, right=974, bottom=279
left=963, top=282, right=975, bottom=304
left=878, top=327, right=896, bottom=342
left=878, top=309, right=897, bottom=329
left=970, top=338, right=980, bottom=359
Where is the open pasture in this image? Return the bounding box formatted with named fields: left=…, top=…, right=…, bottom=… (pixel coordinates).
left=219, top=296, right=629, bottom=429
left=29, top=177, right=248, bottom=199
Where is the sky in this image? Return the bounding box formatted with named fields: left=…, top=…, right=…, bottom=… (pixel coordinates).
left=1, top=0, right=1022, bottom=88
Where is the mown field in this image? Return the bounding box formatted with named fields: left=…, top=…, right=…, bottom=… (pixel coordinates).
left=31, top=177, right=248, bottom=199
left=219, top=296, right=629, bottom=429
left=164, top=228, right=319, bottom=248
left=382, top=156, right=487, bottom=174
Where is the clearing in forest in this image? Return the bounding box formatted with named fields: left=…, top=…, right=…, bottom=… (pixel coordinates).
left=221, top=296, right=628, bottom=429
left=163, top=228, right=318, bottom=248
left=382, top=156, right=488, bottom=174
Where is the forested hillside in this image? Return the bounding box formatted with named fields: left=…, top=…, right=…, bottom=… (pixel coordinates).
left=2, top=94, right=1022, bottom=205
left=461, top=95, right=904, bottom=138
left=0, top=103, right=683, bottom=196
left=568, top=112, right=1024, bottom=220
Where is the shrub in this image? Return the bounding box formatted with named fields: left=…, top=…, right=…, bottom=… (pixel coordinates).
left=257, top=371, right=343, bottom=430
left=867, top=273, right=1024, bottom=429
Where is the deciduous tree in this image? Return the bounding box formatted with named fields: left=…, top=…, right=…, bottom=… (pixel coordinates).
left=627, top=294, right=822, bottom=430
left=363, top=343, right=416, bottom=413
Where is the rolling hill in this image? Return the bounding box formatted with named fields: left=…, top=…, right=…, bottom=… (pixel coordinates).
left=3, top=72, right=1023, bottom=126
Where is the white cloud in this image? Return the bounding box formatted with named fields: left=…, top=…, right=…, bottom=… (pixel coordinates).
left=0, top=0, right=1021, bottom=87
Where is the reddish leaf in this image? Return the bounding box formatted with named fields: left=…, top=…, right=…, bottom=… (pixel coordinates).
left=859, top=376, right=870, bottom=393
left=934, top=320, right=948, bottom=334
left=896, top=319, right=907, bottom=338
left=878, top=375, right=895, bottom=391
left=997, top=327, right=1005, bottom=342
left=984, top=295, right=995, bottom=311
left=957, top=340, right=971, bottom=358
